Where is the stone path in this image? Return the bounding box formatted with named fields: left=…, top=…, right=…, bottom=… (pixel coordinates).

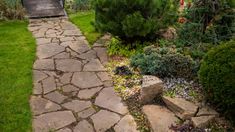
left=29, top=17, right=138, bottom=132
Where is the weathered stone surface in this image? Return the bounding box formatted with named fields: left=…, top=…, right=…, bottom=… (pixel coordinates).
left=73, top=120, right=94, bottom=132
left=30, top=96, right=61, bottom=115
left=142, top=105, right=178, bottom=132
left=46, top=29, right=57, bottom=35
left=91, top=110, right=120, bottom=132
left=33, top=70, right=48, bottom=83
left=62, top=100, right=92, bottom=112
left=33, top=111, right=76, bottom=132
left=72, top=72, right=103, bottom=89
left=53, top=52, right=70, bottom=59
left=60, top=73, right=73, bottom=84
left=42, top=76, right=57, bottom=94
left=77, top=87, right=102, bottom=99
left=83, top=59, right=106, bottom=72
left=163, top=96, right=198, bottom=119
left=140, top=75, right=163, bottom=104
left=61, top=22, right=77, bottom=30
left=197, top=107, right=219, bottom=117
left=44, top=91, right=67, bottom=103
left=56, top=59, right=82, bottom=72
left=114, top=115, right=138, bottom=132
left=36, top=38, right=51, bottom=45
left=94, top=48, right=108, bottom=65
left=33, top=59, right=54, bottom=70
left=191, top=115, right=215, bottom=128
left=62, top=84, right=79, bottom=92
left=96, top=72, right=112, bottom=82
left=63, top=30, right=82, bottom=36
left=69, top=42, right=90, bottom=54
left=33, top=82, right=43, bottom=95
left=60, top=37, right=74, bottom=42
left=37, top=44, right=65, bottom=59
left=77, top=107, right=96, bottom=118
left=57, top=128, right=72, bottom=132
left=95, top=88, right=128, bottom=115
left=77, top=50, right=97, bottom=60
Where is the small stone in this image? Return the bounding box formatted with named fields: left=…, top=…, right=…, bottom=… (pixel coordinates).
left=114, top=115, right=138, bottom=132
left=33, top=111, right=76, bottom=132
left=77, top=107, right=96, bottom=118
left=95, top=88, right=128, bottom=115
left=142, top=105, right=178, bottom=132
left=72, top=72, right=103, bottom=89
left=60, top=73, right=73, bottom=84
left=163, top=96, right=198, bottom=119
left=44, top=91, right=67, bottom=104
left=140, top=75, right=163, bottom=104
left=73, top=120, right=94, bottom=132
left=191, top=115, right=215, bottom=128
left=77, top=87, right=102, bottom=99
left=57, top=128, right=72, bottom=132
left=94, top=48, right=108, bottom=65
left=83, top=59, right=106, bottom=72
left=30, top=96, right=61, bottom=115
left=42, top=76, right=57, bottom=94
left=62, top=100, right=92, bottom=112
left=56, top=59, right=82, bottom=72
left=91, top=110, right=120, bottom=132
left=37, top=44, right=65, bottom=59
left=33, top=59, right=54, bottom=70
left=197, top=107, right=219, bottom=117
left=62, top=84, right=79, bottom=92
left=77, top=50, right=97, bottom=60
left=33, top=70, right=47, bottom=83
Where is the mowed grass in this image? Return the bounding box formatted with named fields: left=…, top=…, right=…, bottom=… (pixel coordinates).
left=0, top=21, right=36, bottom=131
left=69, top=11, right=101, bottom=45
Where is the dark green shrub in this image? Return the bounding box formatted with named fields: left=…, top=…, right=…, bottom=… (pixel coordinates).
left=0, top=0, right=25, bottom=20
left=130, top=45, right=198, bottom=79
left=94, top=0, right=178, bottom=42
left=198, top=40, right=235, bottom=121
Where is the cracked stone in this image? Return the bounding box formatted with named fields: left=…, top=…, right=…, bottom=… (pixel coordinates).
left=56, top=59, right=82, bottom=72
left=83, top=59, right=106, bottom=72
left=52, top=52, right=70, bottom=59
left=33, top=70, right=47, bottom=83
left=62, top=84, right=79, bottom=92
left=77, top=107, right=96, bottom=118
left=95, top=88, right=128, bottom=115
left=69, top=42, right=90, bottom=54
left=91, top=110, right=120, bottom=132
left=73, top=120, right=94, bottom=132
left=44, top=91, right=67, bottom=104
left=33, top=111, right=76, bottom=132
left=33, top=59, right=55, bottom=70
left=37, top=44, right=65, bottom=59
left=30, top=96, right=61, bottom=115
left=96, top=72, right=112, bottom=82
left=114, top=115, right=138, bottom=132
left=77, top=50, right=97, bottom=60
left=42, top=76, right=57, bottom=94
left=62, top=100, right=92, bottom=112
left=77, top=87, right=102, bottom=99
left=94, top=48, right=108, bottom=65
left=72, top=72, right=103, bottom=89
left=60, top=73, right=73, bottom=84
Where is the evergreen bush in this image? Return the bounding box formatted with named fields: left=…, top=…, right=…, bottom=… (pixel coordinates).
left=94, top=0, right=178, bottom=43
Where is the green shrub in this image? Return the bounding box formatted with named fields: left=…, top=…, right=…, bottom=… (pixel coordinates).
left=0, top=0, right=25, bottom=20
left=94, top=0, right=178, bottom=43
left=130, top=45, right=198, bottom=79
left=198, top=40, right=235, bottom=121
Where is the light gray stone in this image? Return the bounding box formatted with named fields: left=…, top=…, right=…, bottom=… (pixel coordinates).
left=163, top=96, right=198, bottom=119
left=33, top=111, right=76, bottom=132
left=95, top=88, right=128, bottom=115
left=33, top=82, right=43, bottom=95
left=44, top=91, right=67, bottom=103
left=62, top=100, right=92, bottom=112
left=36, top=38, right=51, bottom=45
left=62, top=84, right=79, bottom=92
left=77, top=50, right=97, bottom=60
left=33, top=70, right=48, bottom=83
left=72, top=72, right=103, bottom=89
left=60, top=37, right=74, bottom=42
left=191, top=115, right=215, bottom=128
left=78, top=87, right=102, bottom=99
left=114, top=115, right=138, bottom=132
left=91, top=110, right=120, bottom=132
left=60, top=73, right=73, bottom=84
left=83, top=59, right=106, bottom=72
left=73, top=120, right=94, bottom=132
left=42, top=76, right=57, bottom=94
left=142, top=105, right=178, bottom=132
left=33, top=59, right=54, bottom=70
left=77, top=107, right=96, bottom=118
left=56, top=59, right=82, bottom=72
left=94, top=48, right=108, bottom=65
left=69, top=42, right=90, bottom=54
left=30, top=96, right=61, bottom=115
left=52, top=52, right=70, bottom=59
left=37, top=44, right=65, bottom=59
left=96, top=72, right=112, bottom=82
left=140, top=75, right=163, bottom=104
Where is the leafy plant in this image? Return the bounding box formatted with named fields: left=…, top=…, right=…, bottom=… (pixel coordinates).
left=0, top=0, right=25, bottom=20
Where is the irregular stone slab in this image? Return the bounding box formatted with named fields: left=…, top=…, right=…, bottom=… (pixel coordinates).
left=77, top=107, right=96, bottom=118
left=142, top=105, right=178, bottom=132
left=62, top=100, right=92, bottom=112
left=44, top=91, right=67, bottom=104
left=37, top=44, right=65, bottom=59
left=30, top=96, right=61, bottom=115
left=114, top=115, right=138, bottom=132
left=94, top=48, right=108, bottom=65
left=72, top=72, right=103, bottom=89
left=197, top=107, right=219, bottom=117
left=33, top=82, right=43, bottom=95
left=62, top=84, right=79, bottom=92
left=52, top=52, right=70, bottom=59
left=56, top=59, right=82, bottom=72
left=46, top=29, right=57, bottom=35
left=91, top=110, right=120, bottom=132
left=34, top=59, right=54, bottom=70
left=83, top=59, right=106, bottom=72
left=78, top=87, right=102, bottom=99
left=191, top=115, right=215, bottom=128
left=33, top=70, right=48, bottom=83
left=73, top=120, right=94, bottom=132
left=95, top=88, right=128, bottom=115
left=42, top=76, right=57, bottom=94
left=63, top=30, right=82, bottom=36
left=69, top=42, right=90, bottom=54
left=60, top=73, right=73, bottom=84
left=33, top=111, right=76, bottom=132
left=61, top=22, right=77, bottom=30
left=96, top=72, right=112, bottom=82
left=140, top=75, right=163, bottom=104
left=57, top=128, right=72, bottom=132
left=60, top=37, right=74, bottom=42
left=60, top=41, right=75, bottom=47
left=36, top=38, right=51, bottom=45
left=77, top=50, right=97, bottom=60
left=163, top=96, right=198, bottom=119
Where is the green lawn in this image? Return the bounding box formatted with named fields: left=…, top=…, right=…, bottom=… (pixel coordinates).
left=0, top=21, right=36, bottom=131
left=69, top=11, right=101, bottom=45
